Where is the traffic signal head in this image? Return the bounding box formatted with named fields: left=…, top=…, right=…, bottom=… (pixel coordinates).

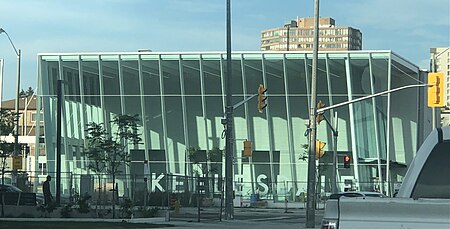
left=316, top=100, right=325, bottom=124
left=258, top=84, right=268, bottom=113
left=344, top=155, right=351, bottom=168
left=428, top=72, right=445, bottom=107
left=315, top=140, right=326, bottom=160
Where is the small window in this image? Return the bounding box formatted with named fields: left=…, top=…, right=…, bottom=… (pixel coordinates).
left=31, top=112, right=44, bottom=122
left=38, top=163, right=47, bottom=175
left=411, top=141, right=450, bottom=199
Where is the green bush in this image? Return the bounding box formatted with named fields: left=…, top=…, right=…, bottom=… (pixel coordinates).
left=139, top=207, right=159, bottom=218
left=76, top=193, right=91, bottom=213
left=60, top=204, right=73, bottom=218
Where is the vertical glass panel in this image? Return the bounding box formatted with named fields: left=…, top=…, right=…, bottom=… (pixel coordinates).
left=47, top=61, right=59, bottom=97
left=372, top=58, right=389, bottom=159
left=62, top=61, right=80, bottom=103
left=202, top=60, right=224, bottom=149
left=161, top=59, right=184, bottom=173
left=121, top=61, right=141, bottom=115
left=62, top=61, right=80, bottom=140
left=390, top=60, right=419, bottom=166
left=162, top=60, right=181, bottom=95
left=81, top=60, right=101, bottom=124
left=102, top=61, right=122, bottom=116
left=182, top=60, right=204, bottom=148
left=264, top=57, right=289, bottom=179
left=230, top=59, right=245, bottom=150
left=44, top=60, right=59, bottom=176
left=350, top=58, right=377, bottom=159
left=244, top=58, right=263, bottom=147
left=121, top=60, right=143, bottom=150
left=142, top=60, right=163, bottom=151
left=230, top=59, right=244, bottom=104
left=165, top=97, right=184, bottom=173
left=285, top=57, right=308, bottom=183
left=328, top=57, right=351, bottom=152
left=316, top=58, right=330, bottom=142
left=183, top=60, right=201, bottom=95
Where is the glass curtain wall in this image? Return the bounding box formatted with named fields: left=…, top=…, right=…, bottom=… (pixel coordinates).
left=38, top=51, right=422, bottom=200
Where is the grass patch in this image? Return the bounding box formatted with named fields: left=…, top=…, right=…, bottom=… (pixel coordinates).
left=0, top=221, right=174, bottom=229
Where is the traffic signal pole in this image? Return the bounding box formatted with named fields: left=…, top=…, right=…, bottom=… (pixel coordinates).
left=224, top=0, right=234, bottom=220
left=317, top=84, right=429, bottom=114
left=322, top=112, right=338, bottom=194
left=305, top=0, right=320, bottom=227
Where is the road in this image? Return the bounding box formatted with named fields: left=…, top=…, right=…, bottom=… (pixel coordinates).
left=164, top=207, right=324, bottom=229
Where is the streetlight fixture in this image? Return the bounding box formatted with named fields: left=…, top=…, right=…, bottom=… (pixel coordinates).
left=284, top=20, right=297, bottom=51
left=0, top=28, right=22, bottom=186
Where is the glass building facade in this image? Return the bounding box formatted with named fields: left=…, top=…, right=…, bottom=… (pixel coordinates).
left=37, top=51, right=430, bottom=201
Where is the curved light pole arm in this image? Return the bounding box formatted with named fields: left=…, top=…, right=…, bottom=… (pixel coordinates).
left=0, top=29, right=19, bottom=56
left=0, top=28, right=21, bottom=162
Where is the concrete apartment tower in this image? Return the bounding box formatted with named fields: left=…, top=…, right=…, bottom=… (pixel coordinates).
left=261, top=17, right=362, bottom=51
left=430, top=47, right=450, bottom=125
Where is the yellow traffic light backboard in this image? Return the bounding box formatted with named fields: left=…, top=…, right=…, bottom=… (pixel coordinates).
left=243, top=140, right=252, bottom=157
left=12, top=156, right=22, bottom=170
left=258, top=84, right=268, bottom=113
left=428, top=72, right=445, bottom=107
left=316, top=100, right=325, bottom=124
left=315, top=140, right=326, bottom=160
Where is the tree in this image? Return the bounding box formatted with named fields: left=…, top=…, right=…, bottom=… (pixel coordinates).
left=26, top=87, right=34, bottom=96
left=0, top=109, right=15, bottom=217
left=85, top=114, right=142, bottom=219
left=207, top=147, right=223, bottom=174
left=299, top=143, right=328, bottom=203
left=85, top=122, right=107, bottom=215
left=0, top=109, right=16, bottom=183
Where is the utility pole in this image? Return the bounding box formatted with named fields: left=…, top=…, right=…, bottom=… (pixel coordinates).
left=56, top=79, right=62, bottom=205
left=306, top=0, right=319, bottom=227
left=224, top=0, right=234, bottom=220
left=322, top=112, right=338, bottom=194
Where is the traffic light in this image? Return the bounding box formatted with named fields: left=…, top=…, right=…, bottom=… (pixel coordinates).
left=258, top=84, right=268, bottom=113
left=243, top=140, right=252, bottom=157
left=316, top=100, right=325, bottom=124
left=428, top=72, right=445, bottom=107
left=315, top=140, right=326, bottom=160
left=344, top=155, right=351, bottom=168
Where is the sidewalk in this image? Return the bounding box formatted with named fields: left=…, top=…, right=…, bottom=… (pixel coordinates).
left=0, top=207, right=324, bottom=229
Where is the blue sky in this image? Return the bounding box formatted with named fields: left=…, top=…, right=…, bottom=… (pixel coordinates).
left=0, top=0, right=449, bottom=100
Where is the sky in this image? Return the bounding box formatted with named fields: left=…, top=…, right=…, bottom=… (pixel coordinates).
left=0, top=0, right=449, bottom=100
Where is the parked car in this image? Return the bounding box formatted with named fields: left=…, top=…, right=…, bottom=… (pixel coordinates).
left=0, top=184, right=42, bottom=206
left=0, top=184, right=23, bottom=193
left=329, top=191, right=387, bottom=199
left=322, top=126, right=450, bottom=228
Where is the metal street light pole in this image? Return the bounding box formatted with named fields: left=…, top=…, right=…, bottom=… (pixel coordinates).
left=285, top=25, right=290, bottom=51
left=306, top=0, right=320, bottom=227
left=0, top=28, right=21, bottom=187
left=284, top=20, right=297, bottom=51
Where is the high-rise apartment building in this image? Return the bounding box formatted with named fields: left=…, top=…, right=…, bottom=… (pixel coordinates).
left=431, top=47, right=450, bottom=125
left=430, top=47, right=450, bottom=105
left=261, top=17, right=362, bottom=51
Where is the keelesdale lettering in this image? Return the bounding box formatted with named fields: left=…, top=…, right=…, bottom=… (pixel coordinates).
left=149, top=173, right=275, bottom=194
